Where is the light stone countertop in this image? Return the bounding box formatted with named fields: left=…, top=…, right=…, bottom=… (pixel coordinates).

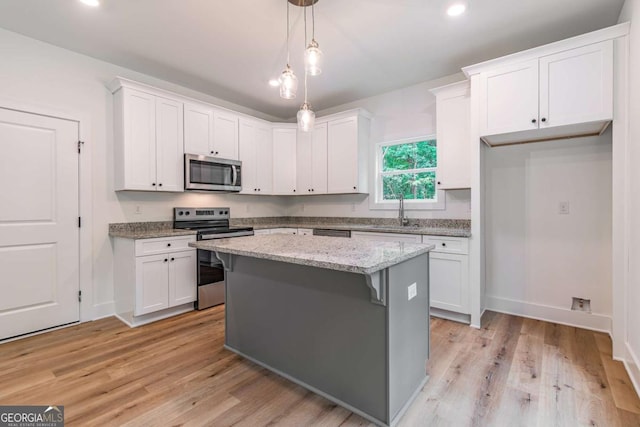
left=252, top=223, right=470, bottom=237
left=190, top=234, right=435, bottom=275
left=108, top=229, right=197, bottom=239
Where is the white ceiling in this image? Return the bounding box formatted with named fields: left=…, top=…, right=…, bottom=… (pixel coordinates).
left=0, top=0, right=625, bottom=119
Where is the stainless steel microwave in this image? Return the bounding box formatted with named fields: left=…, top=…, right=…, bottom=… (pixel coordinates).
left=184, top=154, right=242, bottom=192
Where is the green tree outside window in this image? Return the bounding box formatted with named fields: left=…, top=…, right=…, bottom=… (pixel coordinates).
left=380, top=139, right=437, bottom=201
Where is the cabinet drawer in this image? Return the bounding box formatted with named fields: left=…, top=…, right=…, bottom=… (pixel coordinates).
left=297, top=228, right=313, bottom=236
left=135, top=236, right=196, bottom=256
left=422, top=236, right=469, bottom=254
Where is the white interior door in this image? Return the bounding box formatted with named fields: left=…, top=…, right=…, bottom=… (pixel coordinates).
left=0, top=108, right=80, bottom=340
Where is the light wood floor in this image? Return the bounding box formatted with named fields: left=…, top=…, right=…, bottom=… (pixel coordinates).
left=1, top=308, right=639, bottom=426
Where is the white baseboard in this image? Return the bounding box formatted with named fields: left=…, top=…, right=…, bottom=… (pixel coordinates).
left=92, top=301, right=115, bottom=321
left=624, top=343, right=640, bottom=399
left=485, top=296, right=612, bottom=334
left=430, top=307, right=471, bottom=325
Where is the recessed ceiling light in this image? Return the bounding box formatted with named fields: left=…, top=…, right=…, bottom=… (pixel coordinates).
left=268, top=79, right=281, bottom=88
left=447, top=2, right=467, bottom=17
left=79, top=0, right=100, bottom=7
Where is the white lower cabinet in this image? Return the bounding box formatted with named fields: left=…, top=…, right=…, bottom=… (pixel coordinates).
left=114, top=235, right=197, bottom=327
left=350, top=231, right=471, bottom=320
left=423, top=236, right=470, bottom=317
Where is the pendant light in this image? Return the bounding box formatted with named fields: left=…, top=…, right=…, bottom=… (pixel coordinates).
left=304, top=1, right=323, bottom=76
left=297, top=6, right=315, bottom=132
left=280, top=1, right=298, bottom=99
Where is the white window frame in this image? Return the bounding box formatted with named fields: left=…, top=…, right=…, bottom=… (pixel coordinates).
left=369, top=135, right=446, bottom=211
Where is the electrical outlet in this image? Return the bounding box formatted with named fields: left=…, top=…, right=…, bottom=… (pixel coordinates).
left=134, top=205, right=142, bottom=215
left=408, top=283, right=417, bottom=301
left=351, top=203, right=356, bottom=212
left=571, top=297, right=591, bottom=312
left=558, top=201, right=570, bottom=215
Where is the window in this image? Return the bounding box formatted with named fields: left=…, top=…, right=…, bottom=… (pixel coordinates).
left=372, top=136, right=445, bottom=210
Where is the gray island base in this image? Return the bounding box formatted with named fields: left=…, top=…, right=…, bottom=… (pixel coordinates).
left=191, top=235, right=434, bottom=427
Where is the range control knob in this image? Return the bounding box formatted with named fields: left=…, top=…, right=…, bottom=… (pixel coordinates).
left=185, top=211, right=190, bottom=216
left=178, top=211, right=183, bottom=216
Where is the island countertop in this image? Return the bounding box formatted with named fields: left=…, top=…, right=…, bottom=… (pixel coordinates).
left=190, top=234, right=434, bottom=275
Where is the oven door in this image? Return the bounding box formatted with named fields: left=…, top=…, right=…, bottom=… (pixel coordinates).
left=185, top=154, right=242, bottom=192
left=196, top=249, right=226, bottom=309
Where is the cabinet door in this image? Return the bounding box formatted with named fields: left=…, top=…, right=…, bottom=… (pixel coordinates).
left=135, top=254, right=169, bottom=315
left=255, top=124, right=273, bottom=194
left=155, top=96, right=184, bottom=192
left=296, top=130, right=313, bottom=194
left=539, top=40, right=613, bottom=128
left=213, top=111, right=239, bottom=159
left=184, top=103, right=214, bottom=156
left=327, top=117, right=359, bottom=193
left=272, top=128, right=297, bottom=195
left=123, top=89, right=157, bottom=191
left=429, top=252, right=469, bottom=314
left=436, top=84, right=470, bottom=189
left=479, top=59, right=539, bottom=136
left=238, top=120, right=257, bottom=194
left=311, top=123, right=328, bottom=193
left=169, top=250, right=197, bottom=307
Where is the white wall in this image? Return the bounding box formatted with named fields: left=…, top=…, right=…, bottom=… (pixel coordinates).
left=484, top=132, right=613, bottom=331
left=0, top=28, right=289, bottom=317
left=619, top=0, right=640, bottom=393
left=287, top=75, right=472, bottom=220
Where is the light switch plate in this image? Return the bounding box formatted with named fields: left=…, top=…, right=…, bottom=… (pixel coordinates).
left=408, top=283, right=417, bottom=301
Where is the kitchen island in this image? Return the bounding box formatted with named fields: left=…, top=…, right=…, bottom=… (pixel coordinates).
left=190, top=234, right=434, bottom=427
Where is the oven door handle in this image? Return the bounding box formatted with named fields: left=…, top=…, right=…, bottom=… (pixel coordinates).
left=231, top=165, right=238, bottom=186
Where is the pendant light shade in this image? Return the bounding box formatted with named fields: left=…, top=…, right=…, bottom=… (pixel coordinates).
left=297, top=102, right=315, bottom=132
left=305, top=40, right=323, bottom=76
left=279, top=65, right=298, bottom=99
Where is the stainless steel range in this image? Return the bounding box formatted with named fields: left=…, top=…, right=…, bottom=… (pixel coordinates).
left=174, top=207, right=253, bottom=309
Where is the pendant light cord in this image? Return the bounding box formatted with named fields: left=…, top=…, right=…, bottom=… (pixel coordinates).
left=304, top=6, right=308, bottom=103
left=286, top=0, right=290, bottom=66
left=311, top=1, right=316, bottom=40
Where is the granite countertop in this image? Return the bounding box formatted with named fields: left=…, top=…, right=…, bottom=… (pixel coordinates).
left=190, top=234, right=435, bottom=275
left=251, top=223, right=470, bottom=237
left=109, top=221, right=197, bottom=239
left=109, top=217, right=471, bottom=239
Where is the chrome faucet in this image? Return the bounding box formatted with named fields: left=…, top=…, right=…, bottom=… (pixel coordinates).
left=398, top=194, right=409, bottom=226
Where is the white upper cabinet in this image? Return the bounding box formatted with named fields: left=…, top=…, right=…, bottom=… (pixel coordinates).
left=474, top=39, right=614, bottom=146
left=327, top=112, right=370, bottom=194
left=272, top=127, right=297, bottom=195
left=213, top=111, right=239, bottom=159
left=539, top=40, right=613, bottom=128
left=184, top=103, right=214, bottom=156
left=479, top=59, right=539, bottom=137
left=431, top=81, right=471, bottom=190
left=155, top=96, right=184, bottom=192
left=184, top=103, right=239, bottom=159
left=113, top=84, right=184, bottom=192
left=297, top=123, right=328, bottom=194
left=239, top=119, right=273, bottom=194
